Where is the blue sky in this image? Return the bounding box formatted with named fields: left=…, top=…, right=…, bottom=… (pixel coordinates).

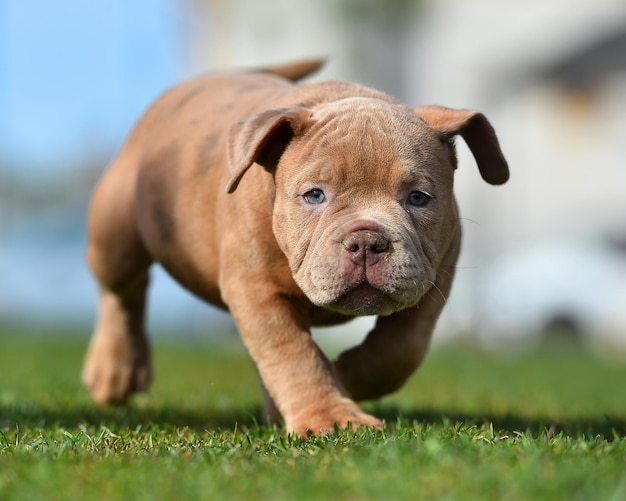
left=0, top=0, right=185, bottom=171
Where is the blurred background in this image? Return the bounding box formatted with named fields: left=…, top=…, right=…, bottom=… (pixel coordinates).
left=1, top=0, right=625, bottom=352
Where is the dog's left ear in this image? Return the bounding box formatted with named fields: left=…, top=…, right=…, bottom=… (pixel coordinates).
left=416, top=106, right=509, bottom=185
left=226, top=107, right=312, bottom=193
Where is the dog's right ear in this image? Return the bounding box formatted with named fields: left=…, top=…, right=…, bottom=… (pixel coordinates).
left=226, top=107, right=312, bottom=193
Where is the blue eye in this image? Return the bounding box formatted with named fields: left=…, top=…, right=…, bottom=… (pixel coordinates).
left=408, top=190, right=431, bottom=207
left=304, top=189, right=326, bottom=205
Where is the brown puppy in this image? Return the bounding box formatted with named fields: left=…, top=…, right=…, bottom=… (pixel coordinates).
left=82, top=60, right=509, bottom=436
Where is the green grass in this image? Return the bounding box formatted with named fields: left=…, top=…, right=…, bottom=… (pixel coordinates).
left=1, top=333, right=626, bottom=500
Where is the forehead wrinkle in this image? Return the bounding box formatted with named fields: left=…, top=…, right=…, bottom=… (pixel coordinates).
left=289, top=100, right=437, bottom=192
left=305, top=108, right=406, bottom=169
left=305, top=97, right=419, bottom=147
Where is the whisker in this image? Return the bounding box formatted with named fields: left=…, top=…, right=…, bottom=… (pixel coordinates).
left=429, top=280, right=448, bottom=302
left=458, top=217, right=480, bottom=226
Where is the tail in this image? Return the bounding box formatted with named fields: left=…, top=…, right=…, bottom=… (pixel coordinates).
left=259, top=59, right=325, bottom=82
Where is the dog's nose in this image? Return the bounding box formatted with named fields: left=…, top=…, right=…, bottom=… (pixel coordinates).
left=342, top=230, right=390, bottom=267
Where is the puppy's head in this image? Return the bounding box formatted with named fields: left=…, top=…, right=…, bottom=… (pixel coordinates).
left=226, top=97, right=508, bottom=316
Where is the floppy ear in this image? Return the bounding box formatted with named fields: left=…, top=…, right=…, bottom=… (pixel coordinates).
left=415, top=106, right=509, bottom=185
left=225, top=107, right=312, bottom=193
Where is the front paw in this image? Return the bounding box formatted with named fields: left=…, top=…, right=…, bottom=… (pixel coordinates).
left=286, top=397, right=383, bottom=436
left=81, top=334, right=151, bottom=405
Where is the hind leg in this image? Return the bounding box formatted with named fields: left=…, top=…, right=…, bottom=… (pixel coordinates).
left=82, top=162, right=153, bottom=405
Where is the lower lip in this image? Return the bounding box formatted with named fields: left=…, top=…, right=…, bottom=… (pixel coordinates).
left=341, top=284, right=389, bottom=312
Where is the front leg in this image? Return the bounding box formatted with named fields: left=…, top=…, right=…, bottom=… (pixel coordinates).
left=334, top=235, right=460, bottom=401
left=333, top=304, right=434, bottom=401
left=224, top=280, right=381, bottom=436
left=82, top=272, right=152, bottom=405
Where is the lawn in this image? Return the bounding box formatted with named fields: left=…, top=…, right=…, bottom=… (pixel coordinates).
left=1, top=332, right=625, bottom=500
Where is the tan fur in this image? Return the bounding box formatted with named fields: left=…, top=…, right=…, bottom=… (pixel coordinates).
left=82, top=61, right=509, bottom=436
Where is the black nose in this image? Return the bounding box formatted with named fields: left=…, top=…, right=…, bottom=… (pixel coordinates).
left=342, top=230, right=390, bottom=266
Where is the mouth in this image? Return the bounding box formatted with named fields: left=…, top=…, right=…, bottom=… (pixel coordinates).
left=327, top=283, right=401, bottom=316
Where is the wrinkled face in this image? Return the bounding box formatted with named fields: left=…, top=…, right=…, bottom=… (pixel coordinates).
left=272, top=98, right=459, bottom=316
